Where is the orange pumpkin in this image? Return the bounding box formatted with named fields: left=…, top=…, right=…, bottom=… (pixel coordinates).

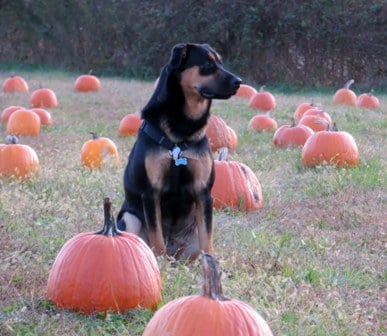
left=235, top=84, right=257, bottom=99
left=302, top=123, right=359, bottom=167
left=293, top=101, right=315, bottom=120
left=333, top=79, right=357, bottom=106
left=248, top=113, right=277, bottom=132
left=30, top=88, right=58, bottom=108
left=273, top=118, right=314, bottom=148
left=74, top=72, right=101, bottom=92
left=248, top=86, right=276, bottom=111
left=357, top=92, right=380, bottom=110
left=143, top=253, right=273, bottom=336
left=2, top=75, right=29, bottom=93
left=81, top=132, right=119, bottom=169
left=298, top=114, right=329, bottom=132
left=47, top=197, right=162, bottom=314
left=6, top=108, right=41, bottom=136
left=212, top=148, right=263, bottom=211
left=302, top=108, right=332, bottom=125
left=0, top=135, right=39, bottom=180
left=1, top=105, right=24, bottom=124
left=206, top=115, right=238, bottom=152
left=29, top=108, right=53, bottom=126
left=118, top=113, right=143, bottom=136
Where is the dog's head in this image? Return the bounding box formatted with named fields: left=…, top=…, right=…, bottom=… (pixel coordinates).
left=167, top=43, right=242, bottom=100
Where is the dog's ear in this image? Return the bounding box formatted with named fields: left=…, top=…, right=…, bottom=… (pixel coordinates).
left=168, top=43, right=191, bottom=70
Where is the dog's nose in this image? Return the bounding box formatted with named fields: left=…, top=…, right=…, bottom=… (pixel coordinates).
left=232, top=77, right=242, bottom=90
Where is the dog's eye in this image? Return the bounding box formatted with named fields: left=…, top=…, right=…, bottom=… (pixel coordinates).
left=200, top=61, right=216, bottom=74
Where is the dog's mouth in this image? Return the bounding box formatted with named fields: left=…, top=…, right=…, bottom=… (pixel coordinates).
left=199, top=88, right=239, bottom=100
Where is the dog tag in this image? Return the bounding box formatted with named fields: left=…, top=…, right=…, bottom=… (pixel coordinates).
left=170, top=146, right=188, bottom=166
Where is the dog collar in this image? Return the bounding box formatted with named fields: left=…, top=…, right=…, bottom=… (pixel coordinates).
left=140, top=121, right=189, bottom=166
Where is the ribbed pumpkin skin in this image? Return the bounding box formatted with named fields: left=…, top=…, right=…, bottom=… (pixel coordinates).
left=143, top=295, right=273, bottom=336
left=357, top=93, right=380, bottom=109
left=47, top=231, right=161, bottom=314
left=273, top=123, right=314, bottom=148
left=333, top=88, right=357, bottom=106
left=74, top=74, right=101, bottom=92
left=212, top=160, right=263, bottom=211
left=0, top=143, right=39, bottom=179
left=206, top=115, right=238, bottom=152
left=248, top=91, right=276, bottom=111
left=248, top=115, right=277, bottom=132
left=293, top=102, right=314, bottom=120
left=81, top=136, right=119, bottom=169
left=30, top=108, right=53, bottom=125
left=302, top=130, right=359, bottom=167
left=118, top=113, right=143, bottom=136
left=7, top=109, right=41, bottom=136
left=30, top=88, right=58, bottom=108
left=298, top=115, right=328, bottom=132
left=2, top=76, right=29, bottom=93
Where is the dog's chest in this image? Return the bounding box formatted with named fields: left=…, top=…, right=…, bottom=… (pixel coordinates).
left=145, top=149, right=213, bottom=193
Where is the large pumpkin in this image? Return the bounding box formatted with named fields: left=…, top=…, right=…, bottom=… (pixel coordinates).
left=0, top=135, right=40, bottom=180
left=143, top=253, right=273, bottom=336
left=301, top=123, right=359, bottom=167
left=74, top=72, right=101, bottom=92
left=6, top=108, right=41, bottom=136
left=118, top=113, right=143, bottom=136
left=206, top=115, right=237, bottom=152
left=30, top=88, right=58, bottom=108
left=212, top=148, right=263, bottom=211
left=235, top=84, right=257, bottom=100
left=47, top=198, right=162, bottom=314
left=273, top=118, right=314, bottom=148
left=2, top=75, right=29, bottom=93
left=81, top=132, right=119, bottom=169
left=248, top=113, right=277, bottom=133
left=333, top=79, right=357, bottom=106
left=248, top=86, right=276, bottom=112
left=357, top=91, right=380, bottom=110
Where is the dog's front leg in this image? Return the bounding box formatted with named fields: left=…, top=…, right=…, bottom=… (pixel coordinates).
left=142, top=191, right=166, bottom=256
left=196, top=190, right=214, bottom=255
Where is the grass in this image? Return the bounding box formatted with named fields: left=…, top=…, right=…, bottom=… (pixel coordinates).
left=0, top=70, right=386, bottom=335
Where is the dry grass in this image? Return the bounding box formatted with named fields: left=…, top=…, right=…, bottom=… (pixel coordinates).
left=0, top=70, right=386, bottom=335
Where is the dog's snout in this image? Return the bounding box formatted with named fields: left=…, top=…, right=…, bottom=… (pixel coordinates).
left=232, top=77, right=242, bottom=90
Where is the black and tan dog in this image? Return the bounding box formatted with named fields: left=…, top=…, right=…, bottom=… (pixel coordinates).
left=117, top=43, right=241, bottom=260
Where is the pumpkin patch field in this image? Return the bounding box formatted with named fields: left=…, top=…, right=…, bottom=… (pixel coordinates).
left=0, top=71, right=386, bottom=335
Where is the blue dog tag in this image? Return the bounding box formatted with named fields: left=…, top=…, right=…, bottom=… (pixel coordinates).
left=170, top=146, right=188, bottom=166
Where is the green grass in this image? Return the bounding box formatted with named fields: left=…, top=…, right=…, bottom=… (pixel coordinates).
left=0, top=70, right=386, bottom=335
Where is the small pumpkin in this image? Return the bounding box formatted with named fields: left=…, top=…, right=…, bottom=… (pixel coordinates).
left=29, top=108, right=53, bottom=126
left=30, top=88, right=58, bottom=108
left=47, top=197, right=162, bottom=314
left=0, top=135, right=40, bottom=180
left=6, top=108, right=41, bottom=136
left=212, top=148, right=263, bottom=211
left=118, top=113, right=143, bottom=136
left=235, top=84, right=257, bottom=99
left=298, top=114, right=329, bottom=133
left=2, top=75, right=29, bottom=93
left=357, top=91, right=380, bottom=110
left=333, top=79, right=357, bottom=106
left=206, top=115, right=238, bottom=152
left=301, top=123, right=359, bottom=167
left=248, top=86, right=276, bottom=112
left=81, top=132, right=119, bottom=169
left=293, top=101, right=315, bottom=121
left=273, top=118, right=314, bottom=148
left=1, top=105, right=24, bottom=124
left=248, top=113, right=277, bottom=133
left=74, top=72, right=101, bottom=92
left=302, top=108, right=332, bottom=125
left=143, top=253, right=273, bottom=336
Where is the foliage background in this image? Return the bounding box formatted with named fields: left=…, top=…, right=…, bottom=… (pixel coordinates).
left=0, top=0, right=386, bottom=89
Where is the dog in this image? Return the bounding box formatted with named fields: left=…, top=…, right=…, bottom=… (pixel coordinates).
left=117, top=43, right=241, bottom=260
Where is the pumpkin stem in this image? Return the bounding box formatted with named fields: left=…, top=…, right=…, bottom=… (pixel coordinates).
left=259, top=85, right=266, bottom=92
left=343, top=79, right=354, bottom=89
left=5, top=134, right=19, bottom=145
left=95, top=197, right=121, bottom=236
left=90, top=132, right=99, bottom=140
left=217, top=147, right=229, bottom=161
left=290, top=117, right=296, bottom=127
left=200, top=253, right=228, bottom=301
left=88, top=69, right=93, bottom=75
